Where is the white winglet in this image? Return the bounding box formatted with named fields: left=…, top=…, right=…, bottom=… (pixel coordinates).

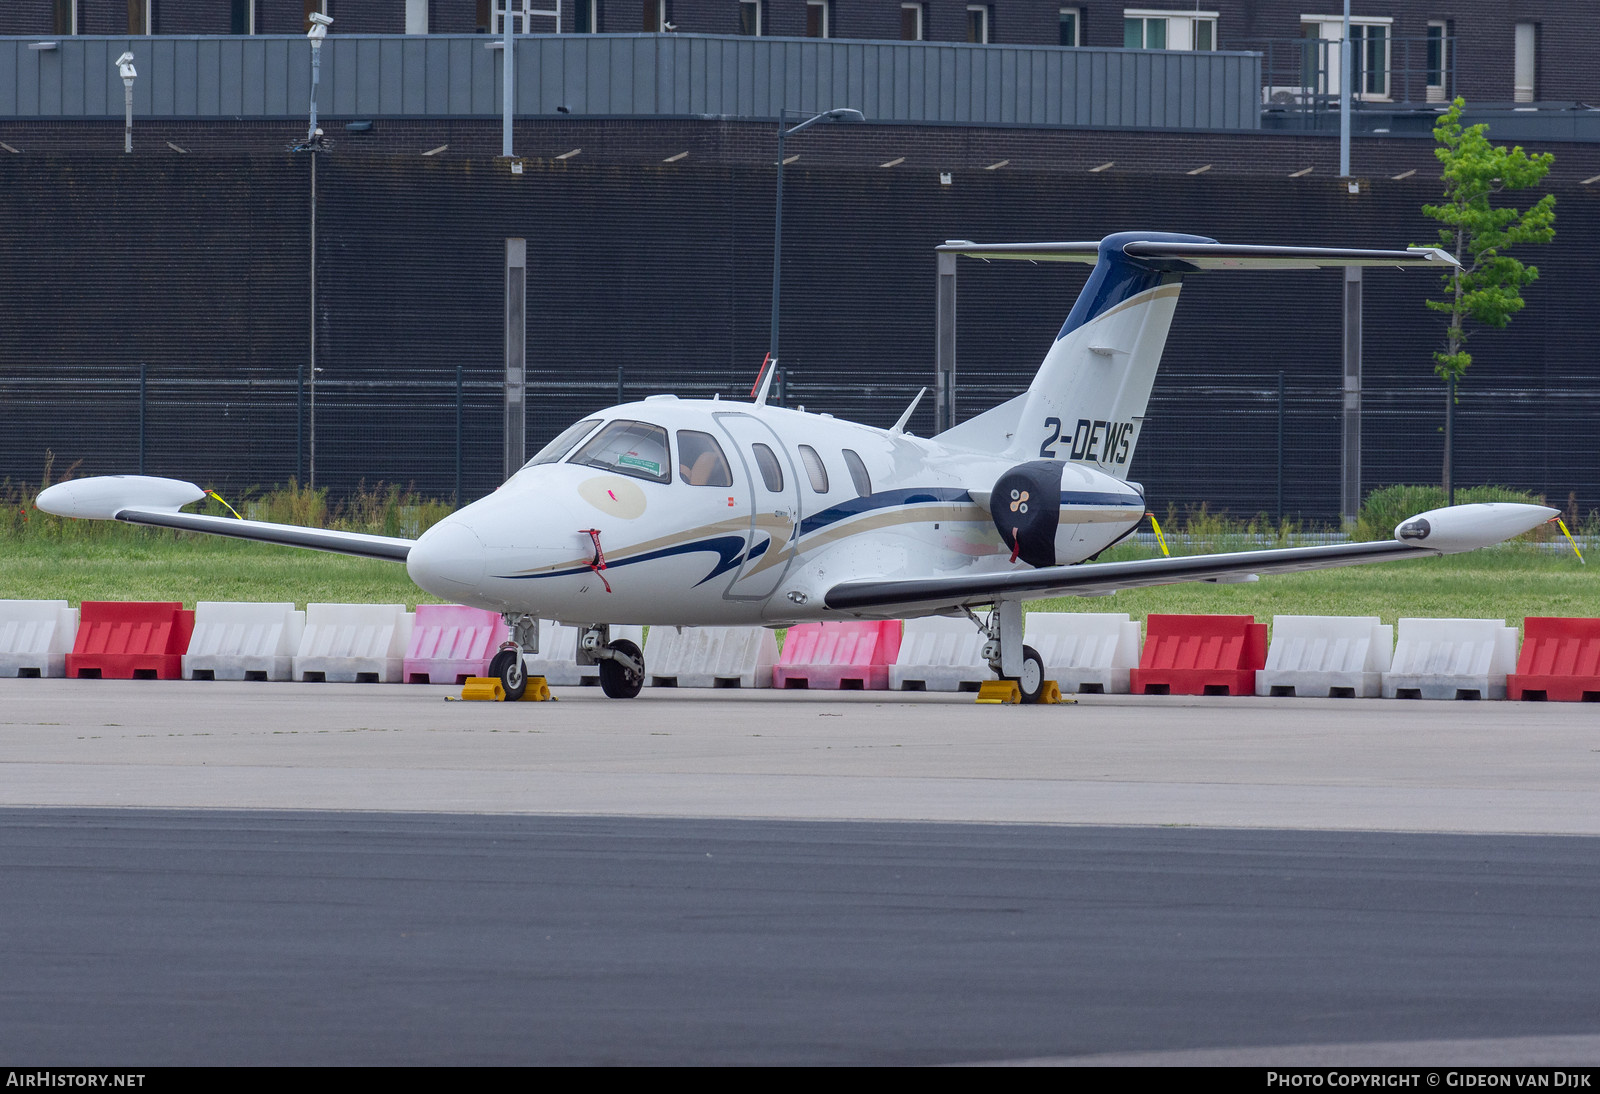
left=1393, top=503, right=1558, bottom=553
left=36, top=476, right=205, bottom=520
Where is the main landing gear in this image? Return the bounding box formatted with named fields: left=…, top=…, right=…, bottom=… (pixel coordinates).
left=970, top=600, right=1046, bottom=704
left=492, top=615, right=647, bottom=700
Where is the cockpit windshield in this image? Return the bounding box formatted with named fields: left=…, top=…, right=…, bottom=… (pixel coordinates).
left=570, top=419, right=672, bottom=483
left=522, top=418, right=601, bottom=471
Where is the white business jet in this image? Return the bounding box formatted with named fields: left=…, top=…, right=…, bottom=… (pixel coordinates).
left=38, top=232, right=1556, bottom=702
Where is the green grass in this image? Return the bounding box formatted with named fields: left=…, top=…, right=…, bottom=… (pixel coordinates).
left=0, top=530, right=437, bottom=610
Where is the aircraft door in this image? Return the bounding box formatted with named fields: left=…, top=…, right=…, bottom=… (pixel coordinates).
left=714, top=412, right=801, bottom=600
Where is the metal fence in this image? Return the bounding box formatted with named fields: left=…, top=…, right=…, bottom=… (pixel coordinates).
left=6, top=363, right=1589, bottom=527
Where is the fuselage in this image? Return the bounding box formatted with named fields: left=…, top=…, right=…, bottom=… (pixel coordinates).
left=404, top=396, right=1146, bottom=626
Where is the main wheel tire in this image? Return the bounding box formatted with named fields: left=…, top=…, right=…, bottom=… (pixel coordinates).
left=598, top=639, right=644, bottom=699
left=1014, top=644, right=1045, bottom=704
left=489, top=649, right=528, bottom=702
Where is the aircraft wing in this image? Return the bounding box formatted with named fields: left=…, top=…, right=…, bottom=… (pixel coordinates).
left=824, top=503, right=1555, bottom=616
left=35, top=476, right=414, bottom=562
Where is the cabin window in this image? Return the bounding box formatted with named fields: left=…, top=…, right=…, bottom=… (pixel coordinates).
left=798, top=445, right=829, bottom=493
left=842, top=449, right=872, bottom=497
left=523, top=418, right=600, bottom=469
left=677, top=430, right=733, bottom=487
left=751, top=443, right=784, bottom=492
left=571, top=420, right=672, bottom=483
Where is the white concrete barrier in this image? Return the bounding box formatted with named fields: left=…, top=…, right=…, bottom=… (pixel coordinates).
left=1383, top=618, right=1518, bottom=700
left=183, top=602, right=305, bottom=682
left=644, top=625, right=777, bottom=689
left=527, top=621, right=646, bottom=687
left=1256, top=615, right=1393, bottom=698
left=1025, top=612, right=1143, bottom=694
left=293, top=604, right=414, bottom=683
left=0, top=600, right=78, bottom=678
left=890, top=616, right=988, bottom=692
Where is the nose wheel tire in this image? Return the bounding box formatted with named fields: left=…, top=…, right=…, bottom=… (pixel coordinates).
left=1011, top=644, right=1045, bottom=705
left=598, top=639, right=645, bottom=699
left=489, top=649, right=528, bottom=702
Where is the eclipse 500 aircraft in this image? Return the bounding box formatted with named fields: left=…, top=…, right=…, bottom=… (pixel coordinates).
left=39, top=232, right=1556, bottom=702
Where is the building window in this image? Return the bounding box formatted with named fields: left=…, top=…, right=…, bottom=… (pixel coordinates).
left=1425, top=20, right=1449, bottom=102
left=303, top=0, right=325, bottom=34
left=231, top=0, right=256, bottom=33
left=1301, top=15, right=1392, bottom=101
left=739, top=0, right=761, bottom=36
left=127, top=0, right=154, bottom=34
left=1059, top=7, right=1080, bottom=47
left=1125, top=10, right=1216, bottom=51
left=575, top=0, right=599, bottom=33
left=901, top=3, right=924, bottom=42
left=966, top=5, right=990, bottom=44
left=476, top=0, right=490, bottom=32
left=54, top=0, right=77, bottom=34
left=1351, top=22, right=1388, bottom=97
left=805, top=0, right=829, bottom=39
left=1124, top=14, right=1164, bottom=48
left=643, top=0, right=668, bottom=32
left=404, top=0, right=427, bottom=34
left=1514, top=22, right=1537, bottom=103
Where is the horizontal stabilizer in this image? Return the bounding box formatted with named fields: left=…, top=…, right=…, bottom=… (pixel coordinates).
left=938, top=239, right=1458, bottom=270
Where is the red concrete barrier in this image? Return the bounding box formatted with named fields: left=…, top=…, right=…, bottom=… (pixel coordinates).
left=773, top=620, right=902, bottom=691
left=1130, top=614, right=1266, bottom=696
left=1507, top=617, right=1600, bottom=702
left=66, top=601, right=195, bottom=680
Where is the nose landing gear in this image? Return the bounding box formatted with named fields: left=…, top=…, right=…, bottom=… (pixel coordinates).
left=492, top=613, right=540, bottom=701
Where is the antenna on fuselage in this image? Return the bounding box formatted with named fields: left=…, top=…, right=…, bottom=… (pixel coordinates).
left=890, top=387, right=927, bottom=435
left=751, top=352, right=779, bottom=407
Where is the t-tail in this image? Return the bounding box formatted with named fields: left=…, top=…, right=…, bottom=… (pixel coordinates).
left=933, top=232, right=1459, bottom=473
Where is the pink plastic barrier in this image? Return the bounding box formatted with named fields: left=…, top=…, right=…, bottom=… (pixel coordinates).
left=404, top=604, right=508, bottom=685
left=772, top=620, right=902, bottom=691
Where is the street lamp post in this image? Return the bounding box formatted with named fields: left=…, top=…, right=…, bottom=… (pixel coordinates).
left=769, top=107, right=863, bottom=405
left=301, top=12, right=332, bottom=487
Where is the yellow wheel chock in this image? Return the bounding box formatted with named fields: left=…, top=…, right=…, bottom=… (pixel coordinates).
left=459, top=675, right=553, bottom=702
left=461, top=677, right=505, bottom=702
left=974, top=679, right=1072, bottom=705
left=975, top=679, right=1021, bottom=704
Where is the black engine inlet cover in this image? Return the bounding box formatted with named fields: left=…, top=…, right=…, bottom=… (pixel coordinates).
left=991, top=460, right=1065, bottom=568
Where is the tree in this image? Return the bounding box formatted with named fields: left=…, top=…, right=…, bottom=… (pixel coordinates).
left=1422, top=98, right=1555, bottom=499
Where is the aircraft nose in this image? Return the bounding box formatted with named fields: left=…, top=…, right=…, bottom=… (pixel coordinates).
left=407, top=520, right=487, bottom=600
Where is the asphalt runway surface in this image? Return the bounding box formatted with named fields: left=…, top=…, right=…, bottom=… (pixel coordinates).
left=3, top=681, right=1600, bottom=1065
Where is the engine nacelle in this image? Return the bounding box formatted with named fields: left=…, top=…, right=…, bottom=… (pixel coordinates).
left=990, top=460, right=1070, bottom=568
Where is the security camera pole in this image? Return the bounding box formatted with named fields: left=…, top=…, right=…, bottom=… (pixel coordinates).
left=306, top=12, right=332, bottom=147
left=115, top=52, right=136, bottom=153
